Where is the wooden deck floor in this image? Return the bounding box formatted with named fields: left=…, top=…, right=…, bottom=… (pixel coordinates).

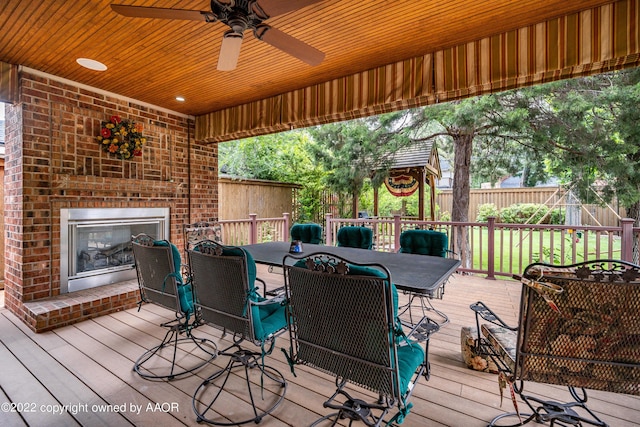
left=1, top=267, right=639, bottom=427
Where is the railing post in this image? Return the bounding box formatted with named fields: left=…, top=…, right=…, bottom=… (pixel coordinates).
left=249, top=213, right=257, bottom=244
left=394, top=214, right=402, bottom=252
left=325, top=213, right=333, bottom=245
left=486, top=217, right=496, bottom=280
left=620, top=218, right=635, bottom=262
left=283, top=213, right=290, bottom=242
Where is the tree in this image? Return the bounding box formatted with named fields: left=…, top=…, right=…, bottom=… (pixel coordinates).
left=307, top=114, right=415, bottom=217
left=403, top=95, right=536, bottom=267
left=521, top=69, right=640, bottom=260
left=219, top=131, right=325, bottom=221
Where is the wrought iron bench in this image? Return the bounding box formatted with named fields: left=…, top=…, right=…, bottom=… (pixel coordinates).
left=471, top=259, right=640, bottom=426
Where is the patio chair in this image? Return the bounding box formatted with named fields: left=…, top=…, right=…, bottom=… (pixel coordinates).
left=283, top=251, right=438, bottom=427
left=397, top=228, right=455, bottom=325
left=470, top=259, right=640, bottom=427
left=398, top=228, right=454, bottom=259
left=130, top=233, right=217, bottom=381
left=336, top=225, right=373, bottom=249
left=188, top=240, right=288, bottom=425
left=290, top=222, right=323, bottom=244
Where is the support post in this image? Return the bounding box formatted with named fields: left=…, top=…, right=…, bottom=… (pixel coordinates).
left=620, top=218, right=635, bottom=263
left=249, top=213, right=257, bottom=244
left=325, top=213, right=333, bottom=246
left=283, top=213, right=290, bottom=241
left=486, top=217, right=496, bottom=280
left=394, top=214, right=402, bottom=252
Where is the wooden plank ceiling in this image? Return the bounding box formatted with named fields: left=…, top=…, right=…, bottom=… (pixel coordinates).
left=0, top=0, right=617, bottom=117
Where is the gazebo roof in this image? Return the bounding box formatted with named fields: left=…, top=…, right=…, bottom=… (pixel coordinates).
left=388, top=141, right=442, bottom=180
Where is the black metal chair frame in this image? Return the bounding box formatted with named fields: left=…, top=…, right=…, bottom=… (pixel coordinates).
left=131, top=233, right=217, bottom=381
left=283, top=251, right=438, bottom=427
left=397, top=228, right=457, bottom=328
left=471, top=259, right=640, bottom=427
left=188, top=240, right=287, bottom=426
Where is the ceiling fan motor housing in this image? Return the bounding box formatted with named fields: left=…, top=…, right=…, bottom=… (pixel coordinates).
left=211, top=0, right=269, bottom=34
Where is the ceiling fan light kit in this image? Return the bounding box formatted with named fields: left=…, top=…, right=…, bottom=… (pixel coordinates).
left=111, top=0, right=325, bottom=71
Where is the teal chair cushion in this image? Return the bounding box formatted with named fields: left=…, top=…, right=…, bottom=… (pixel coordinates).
left=290, top=223, right=323, bottom=244
left=220, top=246, right=286, bottom=341
left=253, top=300, right=287, bottom=341
left=396, top=342, right=425, bottom=393
left=350, top=265, right=425, bottom=394
left=293, top=259, right=422, bottom=393
left=337, top=226, right=373, bottom=250
left=153, top=240, right=194, bottom=316
left=399, top=229, right=448, bottom=258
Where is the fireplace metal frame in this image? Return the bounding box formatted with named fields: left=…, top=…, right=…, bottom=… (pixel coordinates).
left=60, top=207, right=170, bottom=293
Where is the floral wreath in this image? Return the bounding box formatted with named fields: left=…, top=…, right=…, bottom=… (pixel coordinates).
left=96, top=115, right=146, bottom=160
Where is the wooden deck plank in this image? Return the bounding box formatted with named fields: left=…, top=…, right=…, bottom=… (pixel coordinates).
left=0, top=386, right=27, bottom=427
left=0, top=313, right=128, bottom=427
left=1, top=271, right=639, bottom=427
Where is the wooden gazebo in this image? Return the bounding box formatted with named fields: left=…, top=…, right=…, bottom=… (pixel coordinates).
left=374, top=142, right=442, bottom=220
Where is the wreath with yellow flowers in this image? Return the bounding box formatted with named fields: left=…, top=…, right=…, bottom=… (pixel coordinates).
left=96, top=115, right=146, bottom=160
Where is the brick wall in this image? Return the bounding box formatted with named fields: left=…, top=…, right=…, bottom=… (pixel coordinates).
left=4, top=70, right=219, bottom=331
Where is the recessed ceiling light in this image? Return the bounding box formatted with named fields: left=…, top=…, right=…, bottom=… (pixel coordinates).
left=76, top=58, right=107, bottom=71
left=175, top=96, right=185, bottom=102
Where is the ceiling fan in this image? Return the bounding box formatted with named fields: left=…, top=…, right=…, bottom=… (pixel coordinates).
left=111, top=0, right=325, bottom=71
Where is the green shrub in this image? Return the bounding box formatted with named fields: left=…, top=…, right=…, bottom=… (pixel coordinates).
left=498, top=203, right=563, bottom=224
left=476, top=203, right=500, bottom=222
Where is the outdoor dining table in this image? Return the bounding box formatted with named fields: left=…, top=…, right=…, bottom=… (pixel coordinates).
left=241, top=241, right=460, bottom=298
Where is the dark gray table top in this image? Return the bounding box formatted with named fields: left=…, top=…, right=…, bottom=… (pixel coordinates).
left=242, top=242, right=460, bottom=297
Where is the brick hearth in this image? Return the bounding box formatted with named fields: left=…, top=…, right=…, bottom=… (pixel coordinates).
left=21, top=280, right=139, bottom=332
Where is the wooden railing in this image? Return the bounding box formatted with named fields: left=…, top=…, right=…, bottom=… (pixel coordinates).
left=219, top=213, right=639, bottom=279
left=219, top=213, right=291, bottom=246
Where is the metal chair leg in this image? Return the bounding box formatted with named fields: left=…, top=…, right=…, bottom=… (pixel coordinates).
left=192, top=344, right=287, bottom=425
left=133, top=320, right=217, bottom=381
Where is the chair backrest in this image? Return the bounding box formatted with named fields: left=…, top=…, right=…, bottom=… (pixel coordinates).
left=284, top=253, right=405, bottom=400
left=398, top=229, right=448, bottom=257
left=515, top=260, right=640, bottom=395
left=131, top=233, right=194, bottom=317
left=183, top=221, right=222, bottom=252
left=337, top=226, right=373, bottom=250
left=188, top=240, right=285, bottom=342
left=290, top=223, right=323, bottom=244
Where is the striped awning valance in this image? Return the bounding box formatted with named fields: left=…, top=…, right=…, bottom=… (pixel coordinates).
left=0, top=61, right=18, bottom=104
left=196, top=0, right=640, bottom=144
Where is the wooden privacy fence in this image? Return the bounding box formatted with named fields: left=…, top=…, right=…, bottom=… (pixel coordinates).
left=436, top=187, right=625, bottom=227
left=218, top=176, right=301, bottom=220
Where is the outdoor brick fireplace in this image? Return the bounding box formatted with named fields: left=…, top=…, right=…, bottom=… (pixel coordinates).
left=3, top=69, right=219, bottom=332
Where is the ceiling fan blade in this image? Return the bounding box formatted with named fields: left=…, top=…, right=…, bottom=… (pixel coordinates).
left=254, top=0, right=324, bottom=18
left=217, top=32, right=244, bottom=71
left=256, top=26, right=324, bottom=66
left=110, top=4, right=212, bottom=21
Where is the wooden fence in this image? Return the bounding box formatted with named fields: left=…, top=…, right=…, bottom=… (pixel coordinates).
left=218, top=176, right=300, bottom=221
left=436, top=187, right=625, bottom=227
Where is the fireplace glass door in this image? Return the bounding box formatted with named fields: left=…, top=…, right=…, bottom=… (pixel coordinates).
left=61, top=208, right=170, bottom=293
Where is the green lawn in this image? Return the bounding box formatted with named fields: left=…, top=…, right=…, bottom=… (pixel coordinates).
left=469, top=227, right=621, bottom=275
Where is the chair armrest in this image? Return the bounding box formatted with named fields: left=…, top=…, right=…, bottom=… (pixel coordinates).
left=401, top=315, right=440, bottom=342
left=445, top=249, right=458, bottom=260
left=252, top=295, right=287, bottom=306
left=255, top=277, right=267, bottom=297
left=470, top=301, right=517, bottom=331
